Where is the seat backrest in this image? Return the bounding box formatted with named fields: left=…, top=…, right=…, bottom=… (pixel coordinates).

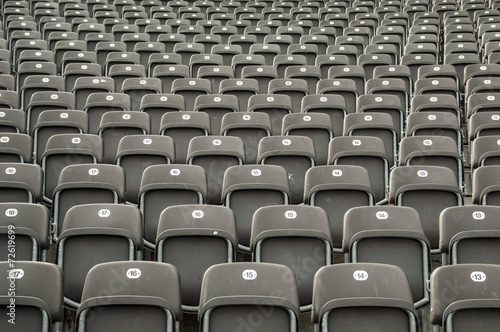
left=430, top=264, right=500, bottom=331
left=304, top=165, right=374, bottom=250
left=77, top=261, right=181, bottom=332
left=187, top=135, right=244, bottom=204
left=98, top=110, right=150, bottom=163
left=115, top=134, right=174, bottom=204
left=52, top=164, right=125, bottom=240
left=0, top=261, right=63, bottom=332
left=199, top=262, right=300, bottom=332
left=41, top=134, right=103, bottom=202
left=0, top=163, right=43, bottom=203
left=194, top=93, right=239, bottom=134
left=0, top=108, right=25, bottom=134
left=328, top=136, right=389, bottom=204
left=440, top=205, right=500, bottom=265
left=251, top=205, right=332, bottom=311
left=344, top=205, right=430, bottom=307
left=222, top=164, right=290, bottom=251
left=344, top=112, right=399, bottom=167
left=258, top=135, right=316, bottom=204
left=156, top=204, right=237, bottom=311
left=472, top=165, right=500, bottom=205
left=33, top=109, right=88, bottom=164
left=389, top=165, right=464, bottom=251
left=139, top=164, right=207, bottom=249
left=0, top=202, right=50, bottom=261
left=0, top=133, right=33, bottom=163
left=57, top=203, right=143, bottom=308
left=399, top=135, right=463, bottom=190
left=312, top=263, right=418, bottom=331
left=282, top=113, right=334, bottom=165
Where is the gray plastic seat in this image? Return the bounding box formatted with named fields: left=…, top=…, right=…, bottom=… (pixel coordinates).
left=221, top=112, right=272, bottom=163
left=194, top=94, right=238, bottom=134
left=301, top=94, right=347, bottom=138
left=0, top=133, right=33, bottom=163
left=471, top=135, right=500, bottom=173
left=197, top=65, right=234, bottom=94
left=52, top=164, right=125, bottom=240
left=98, top=111, right=150, bottom=164
left=115, top=134, right=174, bottom=204
left=268, top=78, right=309, bottom=113
left=406, top=112, right=462, bottom=156
left=313, top=262, right=419, bottom=331
left=171, top=78, right=212, bottom=111
left=258, top=135, right=316, bottom=204
left=472, top=165, right=500, bottom=205
left=156, top=204, right=236, bottom=311
left=0, top=261, right=63, bottom=332
left=72, top=76, right=115, bottom=111
left=343, top=206, right=430, bottom=307
left=439, top=205, right=500, bottom=265
left=344, top=113, right=399, bottom=168
left=33, top=110, right=88, bottom=164
left=222, top=165, right=290, bottom=251
left=282, top=113, right=333, bottom=165
left=199, top=262, right=299, bottom=332
left=187, top=136, right=245, bottom=204
left=121, top=77, right=162, bottom=112
left=0, top=109, right=25, bottom=133
left=389, top=165, right=464, bottom=252
left=248, top=94, right=293, bottom=135
left=430, top=264, right=500, bottom=332
left=0, top=163, right=43, bottom=203
left=83, top=92, right=131, bottom=134
left=251, top=205, right=332, bottom=311
left=328, top=136, right=389, bottom=204
left=316, top=78, right=359, bottom=114
left=0, top=203, right=50, bottom=261
left=304, top=165, right=375, bottom=251
left=219, top=78, right=259, bottom=113
left=139, top=164, right=207, bottom=249
left=469, top=112, right=500, bottom=143
left=76, top=261, right=181, bottom=332
left=159, top=111, right=210, bottom=163
left=41, top=134, right=103, bottom=203
left=139, top=94, right=185, bottom=134
left=56, top=203, right=143, bottom=308
left=399, top=136, right=464, bottom=192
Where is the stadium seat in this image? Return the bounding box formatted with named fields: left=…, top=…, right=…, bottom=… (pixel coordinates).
left=187, top=135, right=244, bottom=204
left=0, top=133, right=32, bottom=163
left=83, top=92, right=131, bottom=134
left=52, top=164, right=125, bottom=240
left=76, top=260, right=181, bottom=331
left=156, top=204, right=236, bottom=311
left=0, top=163, right=43, bottom=203
left=389, top=165, right=464, bottom=252
left=430, top=264, right=500, bottom=332
left=40, top=134, right=103, bottom=203
left=139, top=164, right=207, bottom=249
left=0, top=261, right=63, bottom=332
left=439, top=205, right=500, bottom=265
left=115, top=134, right=174, bottom=204
left=56, top=203, right=143, bottom=308
left=343, top=206, right=430, bottom=307
left=251, top=205, right=332, bottom=311
left=222, top=164, right=290, bottom=251
left=312, top=263, right=419, bottom=332
left=159, top=111, right=210, bottom=163
left=199, top=262, right=299, bottom=332
left=0, top=203, right=50, bottom=261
